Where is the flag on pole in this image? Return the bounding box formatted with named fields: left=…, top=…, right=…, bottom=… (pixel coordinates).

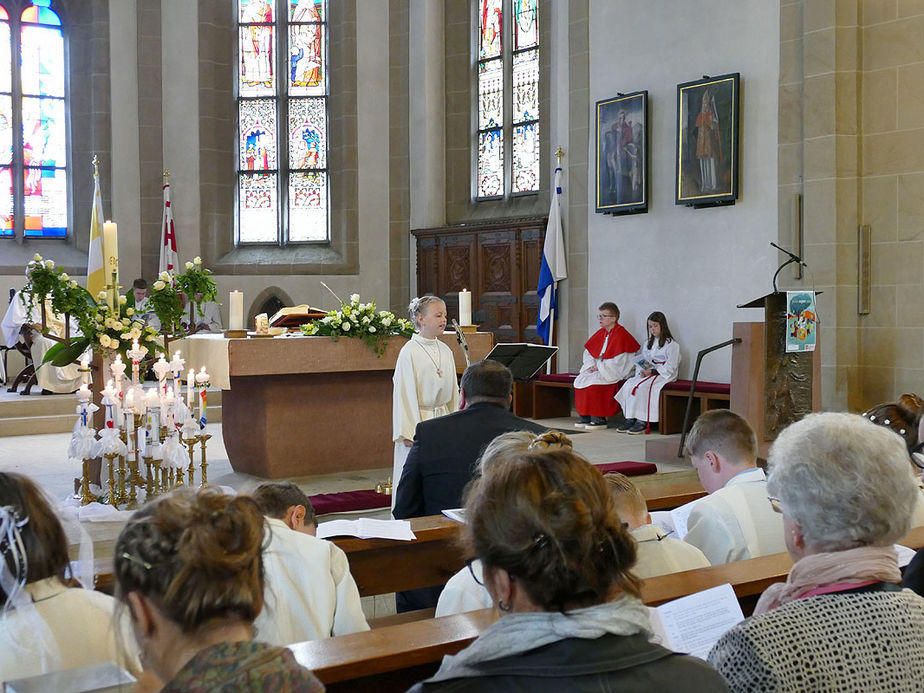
left=86, top=165, right=105, bottom=298
left=159, top=179, right=179, bottom=275
left=536, top=167, right=567, bottom=345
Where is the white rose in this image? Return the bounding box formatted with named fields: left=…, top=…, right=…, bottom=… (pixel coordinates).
left=362, top=316, right=371, bottom=324
left=383, top=317, right=392, bottom=327
left=60, top=273, right=69, bottom=281
left=97, top=291, right=108, bottom=301
left=129, top=329, right=141, bottom=340
left=350, top=293, right=360, bottom=303
left=193, top=256, right=202, bottom=265
left=369, top=326, right=376, bottom=333
left=153, top=280, right=166, bottom=291
left=44, top=260, right=54, bottom=269
left=159, top=271, right=170, bottom=281
left=120, top=332, right=132, bottom=341
left=99, top=334, right=111, bottom=348
left=342, top=322, right=351, bottom=331
left=121, top=317, right=131, bottom=326
left=185, top=261, right=194, bottom=270
left=118, top=295, right=127, bottom=305
left=33, top=253, right=42, bottom=262
left=68, top=280, right=77, bottom=288
left=126, top=307, right=134, bottom=316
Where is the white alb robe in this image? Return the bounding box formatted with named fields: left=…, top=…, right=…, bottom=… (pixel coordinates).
left=1, top=291, right=82, bottom=393
left=435, top=559, right=492, bottom=617
left=573, top=331, right=636, bottom=390
left=630, top=524, right=710, bottom=578
left=615, top=338, right=681, bottom=423
left=392, top=333, right=459, bottom=501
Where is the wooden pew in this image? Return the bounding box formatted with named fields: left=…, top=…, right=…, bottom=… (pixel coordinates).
left=85, top=475, right=707, bottom=597
left=288, top=525, right=924, bottom=691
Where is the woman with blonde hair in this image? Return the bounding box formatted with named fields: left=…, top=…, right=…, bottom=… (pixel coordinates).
left=114, top=487, right=322, bottom=691
left=418, top=445, right=725, bottom=691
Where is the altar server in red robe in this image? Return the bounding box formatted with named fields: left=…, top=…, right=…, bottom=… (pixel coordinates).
left=573, top=302, right=639, bottom=430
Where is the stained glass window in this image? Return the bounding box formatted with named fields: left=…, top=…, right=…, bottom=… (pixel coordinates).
left=237, top=0, right=329, bottom=244
left=0, top=1, right=68, bottom=240
left=475, top=0, right=539, bottom=200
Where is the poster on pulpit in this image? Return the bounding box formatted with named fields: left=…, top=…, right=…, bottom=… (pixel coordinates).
left=786, top=291, right=816, bottom=353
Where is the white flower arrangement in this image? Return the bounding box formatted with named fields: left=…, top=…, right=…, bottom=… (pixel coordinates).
left=300, top=293, right=416, bottom=356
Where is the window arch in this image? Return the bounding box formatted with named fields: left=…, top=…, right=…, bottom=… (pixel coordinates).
left=236, top=0, right=329, bottom=246
left=0, top=0, right=68, bottom=239
left=475, top=0, right=539, bottom=200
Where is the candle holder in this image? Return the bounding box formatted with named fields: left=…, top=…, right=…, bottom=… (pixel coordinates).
left=459, top=324, right=479, bottom=334
left=183, top=435, right=197, bottom=486
left=175, top=465, right=184, bottom=486
left=104, top=453, right=119, bottom=507
left=143, top=455, right=155, bottom=498
left=197, top=433, right=211, bottom=487
left=152, top=458, right=163, bottom=495
left=115, top=455, right=128, bottom=506
left=224, top=329, right=247, bottom=339
left=80, top=459, right=94, bottom=506
left=125, top=457, right=139, bottom=510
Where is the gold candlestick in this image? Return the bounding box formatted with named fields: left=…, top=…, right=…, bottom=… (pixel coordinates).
left=175, top=462, right=184, bottom=486
left=80, top=459, right=94, bottom=505
left=116, top=455, right=128, bottom=505
left=143, top=455, right=155, bottom=498
left=184, top=436, right=197, bottom=486
left=197, top=433, right=211, bottom=487
left=104, top=453, right=119, bottom=507
left=126, top=457, right=139, bottom=510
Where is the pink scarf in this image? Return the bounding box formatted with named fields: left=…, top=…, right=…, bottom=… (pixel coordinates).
left=754, top=545, right=901, bottom=615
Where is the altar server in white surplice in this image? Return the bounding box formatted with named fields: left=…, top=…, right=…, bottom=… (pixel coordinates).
left=251, top=482, right=369, bottom=645
left=615, top=311, right=680, bottom=435
left=392, top=296, right=459, bottom=506
left=1, top=290, right=82, bottom=393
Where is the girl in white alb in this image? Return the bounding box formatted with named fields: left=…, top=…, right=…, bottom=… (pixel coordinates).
left=615, top=311, right=680, bottom=434
left=392, top=296, right=459, bottom=506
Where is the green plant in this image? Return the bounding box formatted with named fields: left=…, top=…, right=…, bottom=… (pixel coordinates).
left=300, top=293, right=416, bottom=356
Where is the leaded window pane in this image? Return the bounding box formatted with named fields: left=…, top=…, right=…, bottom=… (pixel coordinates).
left=477, top=129, right=503, bottom=198
left=0, top=166, right=11, bottom=236
left=0, top=21, right=11, bottom=94
left=239, top=173, right=278, bottom=243
left=513, top=0, right=537, bottom=50
left=512, top=49, right=538, bottom=123
left=479, top=0, right=502, bottom=60
left=239, top=0, right=273, bottom=23
left=23, top=166, right=66, bottom=237
left=512, top=122, right=539, bottom=193
left=20, top=25, right=64, bottom=97
left=22, top=96, right=64, bottom=166
left=288, top=171, right=327, bottom=241
left=0, top=95, right=12, bottom=165
left=288, top=97, right=326, bottom=169
left=288, top=24, right=324, bottom=95
left=239, top=99, right=277, bottom=171
left=478, top=58, right=502, bottom=129
left=239, top=26, right=275, bottom=96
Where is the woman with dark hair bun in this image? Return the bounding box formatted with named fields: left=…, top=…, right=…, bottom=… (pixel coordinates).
left=615, top=311, right=680, bottom=435
left=0, top=472, right=139, bottom=683
left=113, top=487, right=322, bottom=692
left=411, top=447, right=726, bottom=692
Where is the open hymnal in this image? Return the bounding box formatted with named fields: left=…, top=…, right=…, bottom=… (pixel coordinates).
left=648, top=583, right=745, bottom=660
left=442, top=507, right=466, bottom=523
left=316, top=518, right=416, bottom=541
left=649, top=498, right=702, bottom=541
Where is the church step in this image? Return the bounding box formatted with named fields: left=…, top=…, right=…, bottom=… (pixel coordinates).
left=0, top=405, right=223, bottom=437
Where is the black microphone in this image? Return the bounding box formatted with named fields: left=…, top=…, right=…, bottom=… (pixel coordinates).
left=770, top=241, right=806, bottom=266
left=451, top=319, right=471, bottom=367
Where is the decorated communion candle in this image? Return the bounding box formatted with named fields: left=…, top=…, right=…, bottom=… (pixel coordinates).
left=187, top=369, right=195, bottom=407
left=77, top=384, right=91, bottom=427
left=145, top=389, right=161, bottom=456
left=195, top=366, right=210, bottom=430
left=229, top=290, right=244, bottom=331
left=128, top=339, right=147, bottom=385
left=110, top=354, right=126, bottom=406
left=152, top=354, right=171, bottom=397
left=101, top=382, right=118, bottom=431
left=169, top=350, right=185, bottom=392
left=459, top=289, right=472, bottom=326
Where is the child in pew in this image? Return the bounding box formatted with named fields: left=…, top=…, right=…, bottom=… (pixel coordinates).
left=250, top=481, right=369, bottom=645
left=436, top=430, right=573, bottom=617
left=113, top=487, right=323, bottom=692
left=614, top=311, right=681, bottom=435
left=0, top=472, right=141, bottom=683
left=392, top=295, right=459, bottom=508
left=604, top=472, right=710, bottom=577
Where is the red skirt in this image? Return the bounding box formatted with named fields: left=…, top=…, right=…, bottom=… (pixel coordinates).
left=574, top=383, right=622, bottom=417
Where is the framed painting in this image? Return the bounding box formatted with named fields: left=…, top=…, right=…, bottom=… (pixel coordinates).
left=595, top=91, right=648, bottom=215
left=675, top=73, right=740, bottom=207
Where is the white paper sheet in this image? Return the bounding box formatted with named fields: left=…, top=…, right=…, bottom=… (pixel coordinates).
left=648, top=582, right=744, bottom=660
left=895, top=543, right=917, bottom=568
left=650, top=498, right=701, bottom=541
left=316, top=518, right=417, bottom=541
left=442, top=508, right=466, bottom=523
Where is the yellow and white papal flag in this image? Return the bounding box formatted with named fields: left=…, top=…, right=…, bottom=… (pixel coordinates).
left=86, top=169, right=105, bottom=298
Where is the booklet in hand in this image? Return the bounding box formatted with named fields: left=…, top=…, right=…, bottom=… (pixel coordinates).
left=648, top=583, right=744, bottom=660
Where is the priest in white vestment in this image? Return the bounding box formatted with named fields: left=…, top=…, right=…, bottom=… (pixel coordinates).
left=392, top=297, right=459, bottom=504
left=1, top=290, right=82, bottom=393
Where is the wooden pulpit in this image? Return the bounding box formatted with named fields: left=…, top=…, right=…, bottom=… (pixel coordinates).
left=731, top=292, right=821, bottom=455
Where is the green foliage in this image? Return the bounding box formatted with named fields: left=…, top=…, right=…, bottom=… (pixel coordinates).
left=300, top=293, right=416, bottom=356
left=174, top=256, right=217, bottom=318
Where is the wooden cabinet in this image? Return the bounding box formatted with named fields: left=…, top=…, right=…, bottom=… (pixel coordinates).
left=412, top=218, right=546, bottom=344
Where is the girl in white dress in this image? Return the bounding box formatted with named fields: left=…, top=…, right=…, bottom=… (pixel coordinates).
left=392, top=296, right=459, bottom=505
left=615, top=311, right=680, bottom=434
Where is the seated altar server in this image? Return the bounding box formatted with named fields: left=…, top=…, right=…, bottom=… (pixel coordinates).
left=604, top=472, right=710, bottom=577
left=683, top=410, right=786, bottom=565
left=183, top=294, right=222, bottom=333
left=1, top=289, right=82, bottom=394
left=0, top=472, right=140, bottom=683
left=392, top=295, right=459, bottom=505
left=615, top=311, right=680, bottom=435
left=251, top=481, right=369, bottom=645
left=573, top=302, right=639, bottom=430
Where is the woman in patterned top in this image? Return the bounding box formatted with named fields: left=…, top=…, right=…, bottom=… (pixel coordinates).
left=708, top=412, right=924, bottom=691
left=113, top=487, right=323, bottom=692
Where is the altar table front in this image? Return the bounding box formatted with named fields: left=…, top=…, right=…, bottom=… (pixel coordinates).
left=174, top=333, right=493, bottom=478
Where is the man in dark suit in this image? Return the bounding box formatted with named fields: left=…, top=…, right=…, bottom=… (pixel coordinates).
left=393, top=359, right=547, bottom=520
left=392, top=359, right=546, bottom=612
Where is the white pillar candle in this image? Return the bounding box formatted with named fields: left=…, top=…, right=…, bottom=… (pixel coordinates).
left=79, top=353, right=90, bottom=387
left=459, top=289, right=472, bottom=326
left=229, top=290, right=244, bottom=331
left=195, top=366, right=210, bottom=429
left=110, top=354, right=126, bottom=408
left=103, top=220, right=119, bottom=310
left=187, top=369, right=195, bottom=407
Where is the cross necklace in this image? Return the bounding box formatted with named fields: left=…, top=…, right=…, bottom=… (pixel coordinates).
left=415, top=340, right=443, bottom=377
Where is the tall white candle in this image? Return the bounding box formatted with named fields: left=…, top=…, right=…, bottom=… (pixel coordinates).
left=229, top=290, right=244, bottom=331
left=459, top=289, right=472, bottom=326
left=187, top=369, right=195, bottom=407
left=195, top=366, right=210, bottom=429
left=103, top=220, right=119, bottom=311
left=79, top=353, right=90, bottom=387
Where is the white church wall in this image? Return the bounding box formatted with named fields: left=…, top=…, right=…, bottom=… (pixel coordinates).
left=586, top=0, right=780, bottom=382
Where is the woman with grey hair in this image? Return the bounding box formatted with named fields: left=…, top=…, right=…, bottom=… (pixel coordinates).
left=708, top=412, right=924, bottom=690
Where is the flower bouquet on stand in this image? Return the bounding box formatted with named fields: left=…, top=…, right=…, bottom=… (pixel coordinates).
left=300, top=293, right=415, bottom=356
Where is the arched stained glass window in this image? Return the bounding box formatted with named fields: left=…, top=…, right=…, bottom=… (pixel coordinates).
left=0, top=0, right=67, bottom=239
left=237, top=0, right=329, bottom=245
left=475, top=0, right=538, bottom=200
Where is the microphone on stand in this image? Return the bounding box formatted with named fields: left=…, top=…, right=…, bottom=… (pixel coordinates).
left=770, top=241, right=807, bottom=266
left=451, top=319, right=471, bottom=367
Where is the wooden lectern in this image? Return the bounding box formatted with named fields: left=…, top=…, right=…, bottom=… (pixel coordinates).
left=731, top=292, right=821, bottom=456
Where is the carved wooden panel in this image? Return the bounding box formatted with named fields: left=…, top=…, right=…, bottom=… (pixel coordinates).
left=763, top=292, right=814, bottom=438
left=412, top=218, right=547, bottom=345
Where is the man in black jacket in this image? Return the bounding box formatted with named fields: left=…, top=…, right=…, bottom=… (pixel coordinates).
left=393, top=359, right=546, bottom=520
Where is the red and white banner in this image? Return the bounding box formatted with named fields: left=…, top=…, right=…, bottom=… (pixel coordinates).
left=159, top=182, right=179, bottom=275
